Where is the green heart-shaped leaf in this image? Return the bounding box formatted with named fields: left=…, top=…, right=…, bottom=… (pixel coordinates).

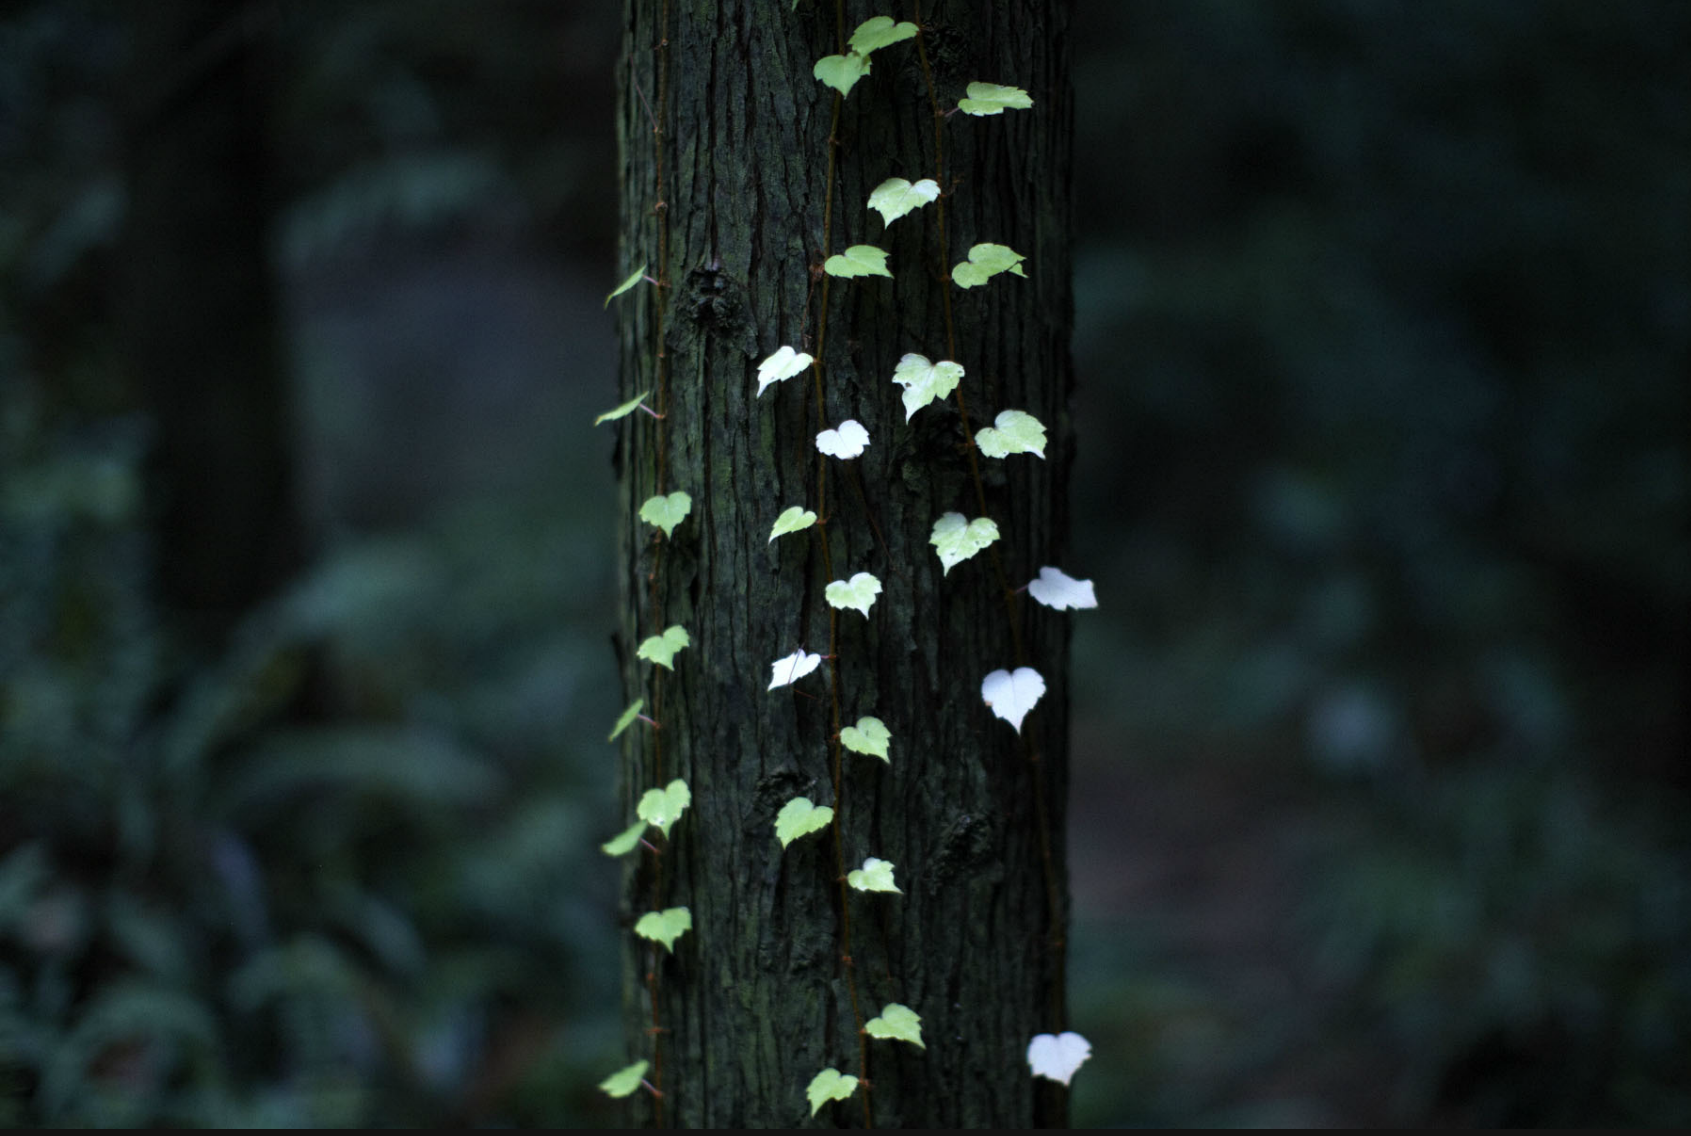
left=974, top=409, right=1047, bottom=459
left=867, top=177, right=940, bottom=226
left=930, top=512, right=1000, bottom=574
left=805, top=1067, right=860, bottom=1115
left=824, top=572, right=882, bottom=618
left=640, top=491, right=692, bottom=537
left=636, top=625, right=691, bottom=670
left=599, top=1059, right=649, bottom=1097
left=957, top=81, right=1033, bottom=116
left=951, top=242, right=1027, bottom=289
left=813, top=52, right=870, bottom=96
left=775, top=797, right=834, bottom=848
left=865, top=1002, right=924, bottom=1048
left=891, top=353, right=964, bottom=422
left=636, top=778, right=691, bottom=838
left=847, top=856, right=901, bottom=894
left=840, top=716, right=891, bottom=763
left=824, top=245, right=892, bottom=279
left=769, top=505, right=818, bottom=542
left=634, top=906, right=692, bottom=952
left=848, top=16, right=917, bottom=55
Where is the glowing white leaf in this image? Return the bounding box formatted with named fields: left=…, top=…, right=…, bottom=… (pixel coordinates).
left=1026, top=1031, right=1091, bottom=1085
left=1027, top=566, right=1097, bottom=611
left=980, top=666, right=1045, bottom=733
left=825, top=572, right=882, bottom=617
left=930, top=512, right=1000, bottom=574
left=867, top=177, right=940, bottom=226
left=974, top=409, right=1047, bottom=459
left=816, top=419, right=870, bottom=460
left=952, top=242, right=1027, bottom=289
left=757, top=345, right=813, bottom=397
left=891, top=353, right=964, bottom=422
left=769, top=649, right=822, bottom=690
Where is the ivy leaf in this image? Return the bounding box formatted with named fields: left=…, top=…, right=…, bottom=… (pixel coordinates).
left=981, top=666, right=1045, bottom=733
left=891, top=353, right=964, bottom=422
left=599, top=1059, right=649, bottom=1097
left=595, top=391, right=650, bottom=425
left=824, top=572, right=882, bottom=617
left=867, top=177, right=941, bottom=226
left=805, top=1067, right=860, bottom=1116
left=975, top=409, right=1047, bottom=459
left=840, top=716, right=891, bottom=762
left=769, top=505, right=818, bottom=542
left=1026, top=1031, right=1091, bottom=1086
left=930, top=512, right=1000, bottom=574
left=952, top=242, right=1027, bottom=289
left=815, top=419, right=870, bottom=460
left=636, top=624, right=691, bottom=670
left=775, top=797, right=835, bottom=847
left=847, top=856, right=901, bottom=894
left=608, top=698, right=645, bottom=741
left=640, top=491, right=692, bottom=537
left=757, top=345, right=813, bottom=397
left=865, top=1003, right=924, bottom=1048
left=824, top=245, right=892, bottom=279
left=1027, top=566, right=1098, bottom=611
left=848, top=16, right=918, bottom=55
left=769, top=649, right=822, bottom=690
left=813, top=52, right=871, bottom=97
left=633, top=906, right=692, bottom=953
left=604, top=264, right=647, bottom=307
left=600, top=819, right=647, bottom=857
left=957, top=81, right=1034, bottom=116
left=636, top=778, right=691, bottom=838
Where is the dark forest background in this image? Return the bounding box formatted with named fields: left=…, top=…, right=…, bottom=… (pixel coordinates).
left=1, top=0, right=1686, bottom=1126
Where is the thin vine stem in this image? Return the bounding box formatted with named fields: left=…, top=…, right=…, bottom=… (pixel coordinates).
left=912, top=0, right=1066, bottom=1039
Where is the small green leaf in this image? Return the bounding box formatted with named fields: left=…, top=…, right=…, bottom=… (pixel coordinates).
left=957, top=81, right=1033, bottom=116
left=865, top=1003, right=924, bottom=1048
left=974, top=409, right=1047, bottom=459
left=636, top=778, right=691, bottom=838
left=805, top=1067, right=860, bottom=1115
left=824, top=245, right=892, bottom=279
left=599, top=1059, right=649, bottom=1097
left=813, top=52, right=870, bottom=96
left=640, top=491, right=692, bottom=537
left=769, top=505, right=818, bottom=542
left=840, top=716, right=891, bottom=763
left=636, top=625, right=691, bottom=670
left=595, top=391, right=651, bottom=425
left=604, top=264, right=647, bottom=307
left=633, top=906, right=692, bottom=952
left=600, top=819, right=647, bottom=857
left=825, top=572, right=882, bottom=618
left=867, top=177, right=941, bottom=227
left=608, top=698, right=645, bottom=741
left=847, top=856, right=901, bottom=894
left=952, top=242, right=1027, bottom=289
left=891, top=353, right=964, bottom=422
left=775, top=797, right=834, bottom=848
left=757, top=345, right=813, bottom=397
left=930, top=512, right=1000, bottom=574
left=848, top=16, right=918, bottom=55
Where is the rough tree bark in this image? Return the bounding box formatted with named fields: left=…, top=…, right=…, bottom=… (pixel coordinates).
left=614, top=0, right=1074, bottom=1125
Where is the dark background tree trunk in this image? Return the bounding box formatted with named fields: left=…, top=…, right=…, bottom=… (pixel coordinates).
left=615, top=0, right=1075, bottom=1125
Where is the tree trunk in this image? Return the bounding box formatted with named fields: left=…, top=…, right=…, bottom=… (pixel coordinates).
left=613, top=0, right=1074, bottom=1126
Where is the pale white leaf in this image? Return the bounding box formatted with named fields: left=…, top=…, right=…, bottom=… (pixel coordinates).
left=824, top=572, right=882, bottom=617
left=891, top=353, right=964, bottom=422
left=930, top=511, right=1000, bottom=574
left=1027, top=566, right=1097, bottom=611
left=815, top=419, right=870, bottom=460
left=757, top=345, right=813, bottom=397
left=974, top=409, right=1047, bottom=459
left=980, top=666, right=1045, bottom=733
left=769, top=649, right=822, bottom=690
left=1026, top=1031, right=1091, bottom=1085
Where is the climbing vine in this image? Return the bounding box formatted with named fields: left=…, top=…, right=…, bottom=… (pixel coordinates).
left=596, top=1, right=1096, bottom=1122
